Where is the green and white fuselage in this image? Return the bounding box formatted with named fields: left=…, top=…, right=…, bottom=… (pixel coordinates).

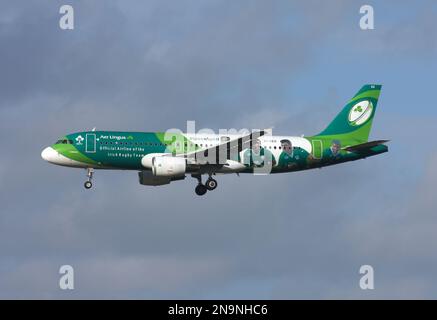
left=41, top=131, right=386, bottom=171
left=41, top=84, right=388, bottom=195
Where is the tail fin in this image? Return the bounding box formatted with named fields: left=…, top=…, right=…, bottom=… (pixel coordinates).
left=315, top=84, right=382, bottom=144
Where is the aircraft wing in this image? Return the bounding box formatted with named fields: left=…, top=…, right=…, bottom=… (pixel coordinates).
left=177, top=129, right=270, bottom=165
left=342, top=140, right=389, bottom=153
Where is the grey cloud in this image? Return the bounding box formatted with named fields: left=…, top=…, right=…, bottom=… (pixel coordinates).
left=325, top=1, right=437, bottom=60
left=0, top=255, right=232, bottom=299
left=0, top=0, right=355, bottom=130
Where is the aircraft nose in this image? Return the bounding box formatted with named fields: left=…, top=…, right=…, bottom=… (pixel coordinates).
left=41, top=146, right=57, bottom=162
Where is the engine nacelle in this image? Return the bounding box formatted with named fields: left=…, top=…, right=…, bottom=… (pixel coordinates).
left=138, top=170, right=185, bottom=186
left=141, top=153, right=168, bottom=169
left=152, top=156, right=186, bottom=177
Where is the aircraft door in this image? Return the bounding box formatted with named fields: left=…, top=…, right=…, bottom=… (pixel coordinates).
left=312, top=140, right=323, bottom=159
left=85, top=133, right=96, bottom=153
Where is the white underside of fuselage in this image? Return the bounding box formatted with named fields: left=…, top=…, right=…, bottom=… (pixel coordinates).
left=41, top=147, right=90, bottom=168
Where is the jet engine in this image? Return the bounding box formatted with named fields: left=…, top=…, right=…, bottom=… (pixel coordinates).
left=138, top=155, right=187, bottom=186
left=151, top=156, right=186, bottom=177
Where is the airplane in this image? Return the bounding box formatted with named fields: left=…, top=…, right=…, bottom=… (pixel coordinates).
left=41, top=84, right=388, bottom=196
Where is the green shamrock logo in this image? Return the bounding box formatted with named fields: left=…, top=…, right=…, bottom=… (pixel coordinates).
left=354, top=106, right=363, bottom=113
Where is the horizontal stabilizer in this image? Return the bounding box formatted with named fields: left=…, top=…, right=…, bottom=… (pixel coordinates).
left=343, top=140, right=389, bottom=153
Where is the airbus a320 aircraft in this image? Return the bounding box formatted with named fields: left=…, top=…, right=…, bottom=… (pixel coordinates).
left=41, top=85, right=388, bottom=196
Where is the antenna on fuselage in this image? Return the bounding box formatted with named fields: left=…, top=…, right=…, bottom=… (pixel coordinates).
left=92, top=127, right=96, bottom=132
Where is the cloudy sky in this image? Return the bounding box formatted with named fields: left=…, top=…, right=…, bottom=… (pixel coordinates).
left=0, top=0, right=436, bottom=299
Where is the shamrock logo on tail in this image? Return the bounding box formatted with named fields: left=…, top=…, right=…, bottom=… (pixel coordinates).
left=354, top=106, right=363, bottom=113
left=348, top=100, right=373, bottom=126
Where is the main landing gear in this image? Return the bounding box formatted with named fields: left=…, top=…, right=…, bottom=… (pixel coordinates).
left=205, top=177, right=217, bottom=191
left=195, top=184, right=207, bottom=196
left=84, top=168, right=94, bottom=189
left=192, top=174, right=218, bottom=196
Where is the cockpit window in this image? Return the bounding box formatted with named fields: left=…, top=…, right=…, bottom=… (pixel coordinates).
left=55, top=139, right=74, bottom=145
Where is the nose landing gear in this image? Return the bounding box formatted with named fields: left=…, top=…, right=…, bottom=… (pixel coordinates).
left=84, top=168, right=94, bottom=189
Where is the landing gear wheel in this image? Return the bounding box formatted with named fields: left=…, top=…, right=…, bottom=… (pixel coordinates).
left=205, top=178, right=217, bottom=191
left=84, top=168, right=94, bottom=190
left=195, top=184, right=207, bottom=196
